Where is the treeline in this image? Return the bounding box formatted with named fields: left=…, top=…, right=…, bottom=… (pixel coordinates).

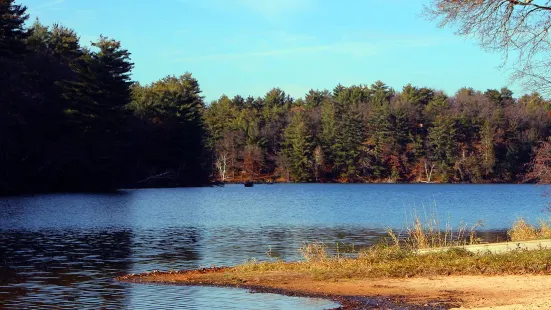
left=205, top=84, right=551, bottom=183
left=3, top=1, right=551, bottom=195
left=1, top=0, right=210, bottom=195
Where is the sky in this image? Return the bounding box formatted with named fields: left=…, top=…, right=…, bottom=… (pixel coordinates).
left=23, top=0, right=522, bottom=102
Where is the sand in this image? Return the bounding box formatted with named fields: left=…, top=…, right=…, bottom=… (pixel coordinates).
left=117, top=269, right=551, bottom=309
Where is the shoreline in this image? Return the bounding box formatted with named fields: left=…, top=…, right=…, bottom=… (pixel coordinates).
left=1, top=182, right=538, bottom=197
left=116, top=268, right=458, bottom=309
left=116, top=266, right=551, bottom=309
left=213, top=180, right=533, bottom=185
left=116, top=242, right=551, bottom=309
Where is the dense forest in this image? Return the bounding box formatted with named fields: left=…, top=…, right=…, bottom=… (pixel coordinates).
left=2, top=0, right=551, bottom=195
left=205, top=84, right=551, bottom=184
left=1, top=0, right=210, bottom=194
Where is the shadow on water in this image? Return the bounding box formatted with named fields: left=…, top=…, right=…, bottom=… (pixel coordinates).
left=0, top=227, right=347, bottom=309
left=0, top=229, right=133, bottom=308
left=0, top=223, right=508, bottom=308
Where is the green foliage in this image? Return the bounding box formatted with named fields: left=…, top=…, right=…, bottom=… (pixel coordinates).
left=427, top=116, right=458, bottom=179
left=0, top=1, right=210, bottom=194
left=320, top=97, right=365, bottom=180
left=283, top=109, right=314, bottom=182
left=203, top=77, right=551, bottom=184
left=0, top=0, right=29, bottom=57
left=128, top=74, right=210, bottom=187
left=4, top=1, right=551, bottom=193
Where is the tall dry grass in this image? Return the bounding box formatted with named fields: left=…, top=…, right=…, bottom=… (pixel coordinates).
left=294, top=209, right=485, bottom=264
left=235, top=213, right=551, bottom=280
left=508, top=218, right=551, bottom=241
left=238, top=244, right=551, bottom=279
left=298, top=243, right=328, bottom=262
left=392, top=209, right=484, bottom=249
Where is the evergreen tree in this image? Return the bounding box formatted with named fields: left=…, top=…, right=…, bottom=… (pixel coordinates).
left=0, top=0, right=28, bottom=57
left=283, top=109, right=314, bottom=182
left=427, top=116, right=459, bottom=181
left=0, top=0, right=34, bottom=193
left=320, top=93, right=365, bottom=181
left=55, top=36, right=133, bottom=190
left=128, top=74, right=210, bottom=187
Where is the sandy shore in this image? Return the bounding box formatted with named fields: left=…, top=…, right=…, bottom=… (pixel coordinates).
left=117, top=268, right=551, bottom=309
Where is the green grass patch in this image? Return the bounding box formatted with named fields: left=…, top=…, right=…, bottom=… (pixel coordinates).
left=237, top=245, right=551, bottom=280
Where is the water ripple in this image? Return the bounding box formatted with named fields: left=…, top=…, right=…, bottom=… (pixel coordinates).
left=0, top=184, right=545, bottom=309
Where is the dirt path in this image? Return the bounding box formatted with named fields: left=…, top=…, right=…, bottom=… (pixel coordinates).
left=118, top=269, right=551, bottom=309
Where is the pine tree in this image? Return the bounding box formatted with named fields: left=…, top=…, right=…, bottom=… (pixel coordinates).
left=0, top=0, right=29, bottom=58
left=0, top=0, right=31, bottom=192
left=56, top=36, right=134, bottom=190
left=427, top=116, right=459, bottom=181
left=283, top=109, right=314, bottom=182
left=320, top=91, right=365, bottom=181
left=128, top=74, right=211, bottom=187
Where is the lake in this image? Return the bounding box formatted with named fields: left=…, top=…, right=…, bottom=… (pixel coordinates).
left=0, top=184, right=548, bottom=309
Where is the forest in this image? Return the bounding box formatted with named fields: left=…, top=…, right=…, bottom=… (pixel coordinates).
left=205, top=84, right=551, bottom=184
left=2, top=0, right=551, bottom=195
left=1, top=0, right=210, bottom=194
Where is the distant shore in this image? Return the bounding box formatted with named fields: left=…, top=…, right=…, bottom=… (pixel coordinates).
left=214, top=180, right=534, bottom=185
left=1, top=181, right=539, bottom=197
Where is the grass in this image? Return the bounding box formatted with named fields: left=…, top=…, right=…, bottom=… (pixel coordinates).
left=237, top=245, right=551, bottom=280
left=509, top=218, right=551, bottom=241
left=231, top=214, right=551, bottom=280
left=298, top=243, right=329, bottom=262
left=122, top=213, right=551, bottom=290
left=392, top=210, right=484, bottom=249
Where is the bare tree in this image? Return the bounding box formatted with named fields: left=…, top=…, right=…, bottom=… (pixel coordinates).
left=243, top=144, right=263, bottom=180
left=526, top=138, right=551, bottom=183
left=215, top=151, right=229, bottom=182
left=425, top=0, right=551, bottom=95
left=423, top=158, right=436, bottom=183
left=213, top=131, right=242, bottom=182
left=525, top=139, right=551, bottom=209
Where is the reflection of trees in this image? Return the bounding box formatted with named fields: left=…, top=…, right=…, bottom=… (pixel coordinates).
left=0, top=226, right=210, bottom=308
left=0, top=229, right=132, bottom=308
left=130, top=227, right=202, bottom=271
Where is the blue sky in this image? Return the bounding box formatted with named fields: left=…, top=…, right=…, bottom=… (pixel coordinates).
left=23, top=0, right=520, bottom=102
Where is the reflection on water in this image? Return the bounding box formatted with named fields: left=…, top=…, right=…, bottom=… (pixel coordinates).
left=0, top=229, right=132, bottom=308
left=0, top=227, right=347, bottom=309
left=0, top=184, right=547, bottom=309
left=127, top=285, right=339, bottom=310
left=130, top=226, right=392, bottom=272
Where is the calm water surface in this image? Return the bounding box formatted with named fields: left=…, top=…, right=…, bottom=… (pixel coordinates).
left=0, top=184, right=548, bottom=309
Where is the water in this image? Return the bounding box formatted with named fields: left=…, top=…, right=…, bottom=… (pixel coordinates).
left=0, top=184, right=548, bottom=309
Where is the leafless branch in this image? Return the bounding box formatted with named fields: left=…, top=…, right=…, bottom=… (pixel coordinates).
left=425, top=0, right=551, bottom=96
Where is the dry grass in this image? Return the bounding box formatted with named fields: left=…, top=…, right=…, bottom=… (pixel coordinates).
left=237, top=245, right=551, bottom=280
left=509, top=218, right=551, bottom=241
left=391, top=209, right=484, bottom=249
left=235, top=214, right=551, bottom=281
left=286, top=210, right=487, bottom=267
left=298, top=243, right=328, bottom=262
